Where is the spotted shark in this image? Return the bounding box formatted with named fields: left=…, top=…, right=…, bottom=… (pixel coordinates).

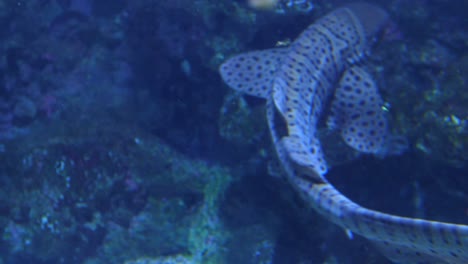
left=219, top=3, right=468, bottom=263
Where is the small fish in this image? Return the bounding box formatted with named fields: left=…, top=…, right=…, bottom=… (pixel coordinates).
left=248, top=0, right=280, bottom=11
left=220, top=3, right=468, bottom=263
left=248, top=0, right=314, bottom=13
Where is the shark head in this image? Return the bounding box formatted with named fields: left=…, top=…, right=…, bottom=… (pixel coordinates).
left=345, top=3, right=390, bottom=40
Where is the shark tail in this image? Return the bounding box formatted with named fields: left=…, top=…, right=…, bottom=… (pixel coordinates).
left=291, top=176, right=468, bottom=264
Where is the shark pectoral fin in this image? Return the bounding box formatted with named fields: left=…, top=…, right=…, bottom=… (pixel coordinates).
left=331, top=66, right=388, bottom=154
left=280, top=135, right=328, bottom=175
left=219, top=48, right=288, bottom=98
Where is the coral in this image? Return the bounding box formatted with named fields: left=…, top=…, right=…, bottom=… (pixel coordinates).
left=0, top=114, right=234, bottom=263
left=124, top=255, right=194, bottom=264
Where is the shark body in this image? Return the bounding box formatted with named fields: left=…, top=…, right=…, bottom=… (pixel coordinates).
left=220, top=3, right=468, bottom=263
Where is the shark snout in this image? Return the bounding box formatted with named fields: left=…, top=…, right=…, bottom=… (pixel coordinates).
left=345, top=2, right=389, bottom=38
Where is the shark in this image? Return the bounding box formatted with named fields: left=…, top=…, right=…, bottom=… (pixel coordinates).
left=219, top=2, right=468, bottom=263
